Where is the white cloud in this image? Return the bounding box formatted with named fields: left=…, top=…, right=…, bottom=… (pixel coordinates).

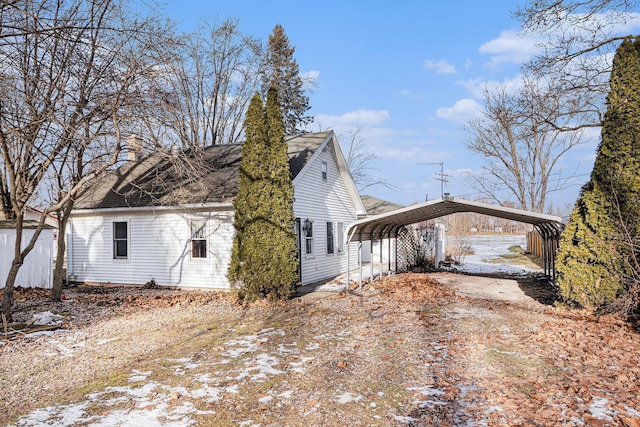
left=423, top=59, right=456, bottom=75
left=313, top=109, right=390, bottom=128
left=302, top=70, right=319, bottom=89
left=376, top=145, right=449, bottom=163
left=479, top=30, right=542, bottom=67
left=395, top=89, right=424, bottom=100
left=458, top=75, right=525, bottom=99
left=610, top=12, right=640, bottom=33
left=436, top=99, right=483, bottom=123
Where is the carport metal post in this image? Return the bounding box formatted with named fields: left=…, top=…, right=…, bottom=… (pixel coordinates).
left=379, top=234, right=384, bottom=280
left=369, top=231, right=374, bottom=283
left=359, top=230, right=364, bottom=289
left=387, top=229, right=392, bottom=275
left=394, top=228, right=398, bottom=273
left=346, top=237, right=350, bottom=291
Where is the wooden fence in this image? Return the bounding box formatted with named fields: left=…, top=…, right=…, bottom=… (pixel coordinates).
left=526, top=230, right=543, bottom=258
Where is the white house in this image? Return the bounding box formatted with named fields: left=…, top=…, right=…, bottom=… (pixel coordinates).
left=0, top=220, right=55, bottom=289
left=67, top=131, right=367, bottom=289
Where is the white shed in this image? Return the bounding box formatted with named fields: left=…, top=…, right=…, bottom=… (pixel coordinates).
left=0, top=220, right=54, bottom=289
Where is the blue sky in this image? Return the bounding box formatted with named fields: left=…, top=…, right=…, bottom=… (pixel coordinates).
left=159, top=0, right=640, bottom=213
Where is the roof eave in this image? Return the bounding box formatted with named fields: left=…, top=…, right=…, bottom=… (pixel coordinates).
left=71, top=201, right=235, bottom=216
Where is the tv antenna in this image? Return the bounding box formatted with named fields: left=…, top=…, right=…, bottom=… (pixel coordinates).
left=418, top=162, right=450, bottom=199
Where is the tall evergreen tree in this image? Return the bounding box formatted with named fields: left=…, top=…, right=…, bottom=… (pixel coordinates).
left=556, top=37, right=640, bottom=308
left=261, top=24, right=311, bottom=135
left=228, top=88, right=297, bottom=301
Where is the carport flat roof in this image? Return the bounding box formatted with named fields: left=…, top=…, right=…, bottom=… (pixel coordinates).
left=348, top=196, right=564, bottom=240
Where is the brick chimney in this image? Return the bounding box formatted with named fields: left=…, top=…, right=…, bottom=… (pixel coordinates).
left=127, top=134, right=143, bottom=161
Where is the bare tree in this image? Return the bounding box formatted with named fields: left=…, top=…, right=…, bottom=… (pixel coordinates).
left=149, top=19, right=262, bottom=148
left=340, top=127, right=389, bottom=192
left=463, top=76, right=587, bottom=212
left=0, top=0, right=167, bottom=318
left=515, top=0, right=639, bottom=129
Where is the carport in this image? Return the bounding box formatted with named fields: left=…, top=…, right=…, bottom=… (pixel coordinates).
left=346, top=195, right=565, bottom=287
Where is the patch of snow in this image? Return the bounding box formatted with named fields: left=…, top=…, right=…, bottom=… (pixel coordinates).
left=13, top=381, right=200, bottom=427
left=128, top=370, right=152, bottom=383
left=408, top=386, right=445, bottom=397
left=289, top=356, right=315, bottom=373
left=305, top=342, right=320, bottom=350
left=13, top=402, right=90, bottom=427
left=168, top=358, right=199, bottom=375
left=335, top=391, right=363, bottom=404
left=258, top=395, right=273, bottom=404
left=626, top=405, right=640, bottom=417
left=447, top=235, right=540, bottom=276
left=244, top=353, right=284, bottom=380
left=589, top=397, right=615, bottom=421
left=277, top=342, right=297, bottom=354
left=96, top=337, right=119, bottom=345
left=278, top=390, right=294, bottom=399
left=32, top=311, right=64, bottom=326
left=223, top=336, right=259, bottom=358
left=25, top=330, right=56, bottom=339
left=313, top=283, right=347, bottom=292
left=258, top=327, right=284, bottom=337
left=391, top=414, right=419, bottom=423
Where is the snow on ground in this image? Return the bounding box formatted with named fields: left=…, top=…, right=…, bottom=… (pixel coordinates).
left=11, top=327, right=321, bottom=427
left=448, top=234, right=540, bottom=276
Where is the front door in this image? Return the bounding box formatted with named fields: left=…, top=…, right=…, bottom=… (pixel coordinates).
left=294, top=218, right=302, bottom=284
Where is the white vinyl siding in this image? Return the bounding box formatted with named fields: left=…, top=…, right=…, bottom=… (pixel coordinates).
left=293, top=142, right=359, bottom=284
left=0, top=227, right=54, bottom=289
left=68, top=208, right=234, bottom=289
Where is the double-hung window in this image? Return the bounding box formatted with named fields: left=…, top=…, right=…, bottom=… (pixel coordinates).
left=305, top=221, right=313, bottom=255
left=113, top=221, right=128, bottom=259
left=191, top=220, right=207, bottom=258
left=321, top=162, right=327, bottom=181
left=326, top=222, right=334, bottom=254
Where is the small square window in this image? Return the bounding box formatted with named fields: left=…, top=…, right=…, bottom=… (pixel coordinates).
left=321, top=162, right=327, bottom=181
left=191, top=220, right=207, bottom=258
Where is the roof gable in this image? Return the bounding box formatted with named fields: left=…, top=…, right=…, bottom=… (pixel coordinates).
left=292, top=131, right=367, bottom=216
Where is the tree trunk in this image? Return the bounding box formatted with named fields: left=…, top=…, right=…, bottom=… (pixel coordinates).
left=1, top=214, right=24, bottom=322
left=52, top=203, right=72, bottom=301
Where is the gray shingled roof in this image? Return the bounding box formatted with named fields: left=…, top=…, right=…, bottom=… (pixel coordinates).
left=360, top=195, right=404, bottom=215
left=74, top=131, right=331, bottom=210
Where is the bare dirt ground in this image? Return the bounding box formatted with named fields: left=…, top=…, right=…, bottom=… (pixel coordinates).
left=1, top=272, right=640, bottom=426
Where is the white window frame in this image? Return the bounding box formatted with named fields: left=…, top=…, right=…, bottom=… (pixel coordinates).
left=112, top=221, right=129, bottom=260
left=326, top=221, right=334, bottom=255
left=321, top=161, right=327, bottom=181
left=305, top=221, right=314, bottom=256
left=190, top=219, right=207, bottom=259
left=337, top=222, right=344, bottom=253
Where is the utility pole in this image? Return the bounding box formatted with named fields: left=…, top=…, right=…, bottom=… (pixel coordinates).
left=418, top=162, right=449, bottom=199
